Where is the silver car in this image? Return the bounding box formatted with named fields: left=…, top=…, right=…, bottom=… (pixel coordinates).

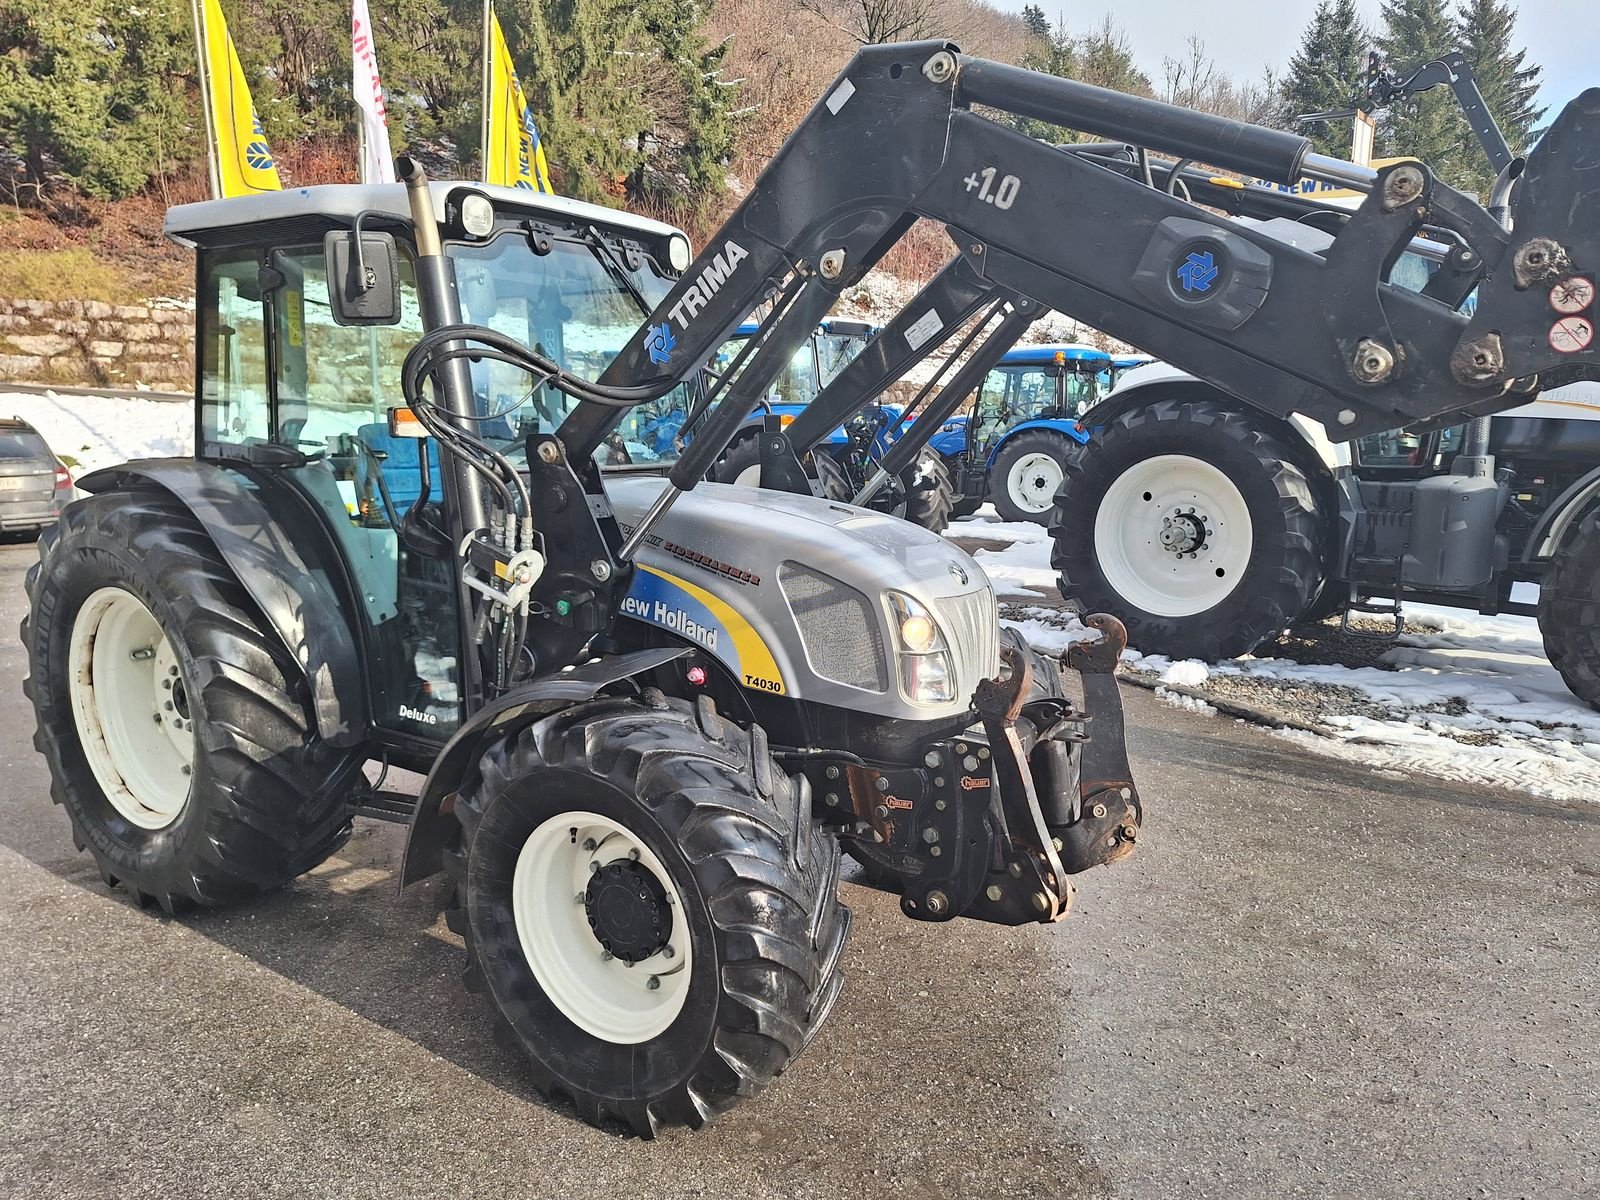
left=0, top=418, right=72, bottom=538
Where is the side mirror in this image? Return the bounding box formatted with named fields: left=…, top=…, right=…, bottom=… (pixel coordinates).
left=323, top=230, right=400, bottom=326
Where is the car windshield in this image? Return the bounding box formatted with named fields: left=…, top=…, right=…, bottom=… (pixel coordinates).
left=447, top=233, right=696, bottom=467
left=0, top=429, right=49, bottom=461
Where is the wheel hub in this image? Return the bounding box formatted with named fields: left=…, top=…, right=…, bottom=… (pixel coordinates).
left=585, top=859, right=672, bottom=963
left=1158, top=508, right=1211, bottom=557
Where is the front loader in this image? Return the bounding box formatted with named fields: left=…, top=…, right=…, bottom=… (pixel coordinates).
left=20, top=42, right=1600, bottom=1136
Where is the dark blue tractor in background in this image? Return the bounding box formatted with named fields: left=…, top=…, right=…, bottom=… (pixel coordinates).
left=925, top=344, right=1112, bottom=524
left=707, top=319, right=957, bottom=530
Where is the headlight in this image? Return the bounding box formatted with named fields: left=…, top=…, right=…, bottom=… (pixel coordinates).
left=887, top=591, right=955, bottom=704
left=667, top=234, right=693, bottom=272
left=458, top=191, right=495, bottom=239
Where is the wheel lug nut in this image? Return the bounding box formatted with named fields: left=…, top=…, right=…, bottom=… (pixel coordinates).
left=161, top=679, right=172, bottom=690
left=163, top=701, right=173, bottom=711
left=628, top=848, right=640, bottom=862
left=662, top=945, right=675, bottom=959
left=600, top=949, right=613, bottom=961
left=647, top=976, right=661, bottom=990
left=574, top=893, right=586, bottom=905
left=582, top=838, right=597, bottom=851
left=589, top=861, right=600, bottom=874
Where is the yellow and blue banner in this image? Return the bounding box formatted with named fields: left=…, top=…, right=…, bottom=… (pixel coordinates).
left=197, top=0, right=281, bottom=197
left=483, top=6, right=554, bottom=193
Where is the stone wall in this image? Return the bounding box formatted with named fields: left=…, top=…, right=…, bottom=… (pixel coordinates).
left=0, top=298, right=194, bottom=393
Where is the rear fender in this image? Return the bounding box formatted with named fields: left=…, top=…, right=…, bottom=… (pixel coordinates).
left=400, top=646, right=691, bottom=886
left=76, top=459, right=368, bottom=746
left=1524, top=464, right=1600, bottom=563
left=988, top=419, right=1092, bottom=468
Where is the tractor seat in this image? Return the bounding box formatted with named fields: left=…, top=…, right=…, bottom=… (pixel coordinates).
left=357, top=423, right=441, bottom=514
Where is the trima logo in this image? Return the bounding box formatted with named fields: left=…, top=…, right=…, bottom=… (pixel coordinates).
left=644, top=323, right=677, bottom=365
left=667, top=240, right=749, bottom=329
left=1176, top=249, right=1219, bottom=294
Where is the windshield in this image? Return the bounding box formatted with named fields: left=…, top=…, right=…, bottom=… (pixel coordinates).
left=447, top=232, right=695, bottom=467
left=817, top=331, right=871, bottom=386
left=711, top=334, right=820, bottom=406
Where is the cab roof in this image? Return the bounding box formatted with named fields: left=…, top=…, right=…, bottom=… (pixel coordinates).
left=164, top=181, right=684, bottom=248
left=999, top=343, right=1112, bottom=366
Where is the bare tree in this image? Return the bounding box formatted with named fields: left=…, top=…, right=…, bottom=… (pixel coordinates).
left=798, top=0, right=941, bottom=46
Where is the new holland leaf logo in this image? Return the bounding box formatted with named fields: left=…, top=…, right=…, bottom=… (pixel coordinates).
left=1177, top=250, right=1219, bottom=293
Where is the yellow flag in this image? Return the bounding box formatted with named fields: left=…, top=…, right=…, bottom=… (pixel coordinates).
left=199, top=0, right=281, bottom=197
left=483, top=7, right=553, bottom=193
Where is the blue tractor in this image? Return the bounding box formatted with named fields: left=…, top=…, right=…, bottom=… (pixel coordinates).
left=926, top=343, right=1111, bottom=524
left=708, top=319, right=957, bottom=530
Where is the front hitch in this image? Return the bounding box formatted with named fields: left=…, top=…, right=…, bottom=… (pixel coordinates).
left=971, top=613, right=1142, bottom=924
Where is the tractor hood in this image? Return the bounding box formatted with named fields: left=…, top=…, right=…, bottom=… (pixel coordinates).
left=605, top=476, right=1001, bottom=722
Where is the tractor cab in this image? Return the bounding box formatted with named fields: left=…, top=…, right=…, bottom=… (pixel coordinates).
left=168, top=181, right=699, bottom=743
left=928, top=343, right=1113, bottom=523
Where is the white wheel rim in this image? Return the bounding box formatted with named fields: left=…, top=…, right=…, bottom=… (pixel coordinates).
left=67, top=587, right=194, bottom=830
left=1008, top=451, right=1063, bottom=514
left=1093, top=454, right=1253, bottom=617
left=512, top=810, right=693, bottom=1044
left=732, top=462, right=762, bottom=488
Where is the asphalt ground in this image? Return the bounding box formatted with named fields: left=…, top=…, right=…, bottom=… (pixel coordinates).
left=1, top=537, right=1596, bottom=1200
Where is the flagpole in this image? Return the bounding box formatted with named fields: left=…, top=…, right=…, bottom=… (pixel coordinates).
left=191, top=0, right=222, bottom=200
left=480, top=0, right=493, bottom=179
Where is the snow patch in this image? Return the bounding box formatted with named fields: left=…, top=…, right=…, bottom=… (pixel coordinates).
left=2, top=389, right=194, bottom=475
left=1160, top=659, right=1210, bottom=688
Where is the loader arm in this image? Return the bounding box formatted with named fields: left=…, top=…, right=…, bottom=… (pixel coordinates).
left=558, top=41, right=1599, bottom=536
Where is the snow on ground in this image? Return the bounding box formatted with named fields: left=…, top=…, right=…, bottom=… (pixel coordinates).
left=949, top=509, right=1600, bottom=805
left=3, top=389, right=193, bottom=475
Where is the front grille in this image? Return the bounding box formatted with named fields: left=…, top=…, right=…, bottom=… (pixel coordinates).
left=779, top=563, right=889, bottom=692
left=935, top=586, right=1001, bottom=695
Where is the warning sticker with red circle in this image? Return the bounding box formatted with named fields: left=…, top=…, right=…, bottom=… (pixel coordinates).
left=1550, top=276, right=1596, bottom=316
left=1549, top=315, right=1594, bottom=354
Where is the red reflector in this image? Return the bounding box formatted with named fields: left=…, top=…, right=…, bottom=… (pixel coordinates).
left=686, top=666, right=708, bottom=687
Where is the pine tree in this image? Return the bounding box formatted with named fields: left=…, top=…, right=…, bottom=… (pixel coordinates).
left=1454, top=0, right=1543, bottom=194
left=1375, top=0, right=1473, bottom=189
left=0, top=0, right=198, bottom=202
left=1020, top=4, right=1049, bottom=41
left=1280, top=0, right=1371, bottom=158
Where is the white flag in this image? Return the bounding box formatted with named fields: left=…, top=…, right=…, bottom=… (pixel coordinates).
left=351, top=0, right=394, bottom=184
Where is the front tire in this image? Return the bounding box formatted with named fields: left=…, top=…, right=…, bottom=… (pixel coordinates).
left=21, top=489, right=362, bottom=911
left=1539, top=509, right=1600, bottom=710
left=1051, top=399, right=1326, bottom=660
left=991, top=429, right=1080, bottom=525
left=445, top=692, right=849, bottom=1136
left=710, top=432, right=762, bottom=487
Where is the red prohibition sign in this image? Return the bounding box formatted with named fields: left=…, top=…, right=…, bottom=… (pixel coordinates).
left=1550, top=276, right=1596, bottom=315
left=1549, top=315, right=1594, bottom=354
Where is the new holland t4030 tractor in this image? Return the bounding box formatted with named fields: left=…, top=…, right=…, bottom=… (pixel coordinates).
left=21, top=43, right=1600, bottom=1136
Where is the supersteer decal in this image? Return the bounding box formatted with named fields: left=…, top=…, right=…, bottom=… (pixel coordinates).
left=620, top=565, right=786, bottom=694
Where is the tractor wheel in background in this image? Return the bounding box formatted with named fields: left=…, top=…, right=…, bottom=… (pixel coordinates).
left=897, top=450, right=955, bottom=533
left=22, top=489, right=362, bottom=911
left=991, top=429, right=1081, bottom=525
left=950, top=495, right=983, bottom=520
left=444, top=692, right=849, bottom=1137
left=710, top=432, right=762, bottom=486
left=1051, top=398, right=1326, bottom=661
left=1538, top=509, right=1600, bottom=710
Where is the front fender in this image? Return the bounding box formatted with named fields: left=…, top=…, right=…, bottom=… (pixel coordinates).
left=77, top=458, right=367, bottom=746
left=400, top=646, right=691, bottom=886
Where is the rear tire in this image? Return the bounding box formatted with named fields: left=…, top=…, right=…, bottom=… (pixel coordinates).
left=21, top=490, right=361, bottom=911
left=1539, top=509, right=1600, bottom=710
left=992, top=429, right=1080, bottom=525
left=898, top=449, right=955, bottom=533
left=1051, top=399, right=1325, bottom=660
left=444, top=692, right=849, bottom=1136
left=710, top=432, right=762, bottom=486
